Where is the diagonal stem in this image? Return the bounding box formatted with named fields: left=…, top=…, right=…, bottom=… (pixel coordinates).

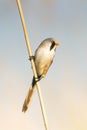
left=16, top=0, right=49, bottom=130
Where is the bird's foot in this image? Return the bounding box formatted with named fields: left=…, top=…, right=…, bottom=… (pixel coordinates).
left=29, top=55, right=35, bottom=61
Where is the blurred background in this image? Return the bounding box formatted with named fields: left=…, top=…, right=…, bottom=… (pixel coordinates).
left=0, top=0, right=87, bottom=130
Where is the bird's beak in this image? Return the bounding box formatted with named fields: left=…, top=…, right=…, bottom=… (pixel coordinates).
left=55, top=41, right=60, bottom=46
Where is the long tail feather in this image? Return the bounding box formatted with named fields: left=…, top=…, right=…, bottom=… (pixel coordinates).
left=22, top=77, right=36, bottom=112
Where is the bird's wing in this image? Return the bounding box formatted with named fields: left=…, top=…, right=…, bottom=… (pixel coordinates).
left=41, top=58, right=53, bottom=77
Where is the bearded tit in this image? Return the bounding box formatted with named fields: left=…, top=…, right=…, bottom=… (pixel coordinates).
left=22, top=38, right=60, bottom=112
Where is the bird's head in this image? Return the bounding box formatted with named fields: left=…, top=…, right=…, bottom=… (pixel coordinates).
left=49, top=38, right=60, bottom=51
left=38, top=38, right=60, bottom=52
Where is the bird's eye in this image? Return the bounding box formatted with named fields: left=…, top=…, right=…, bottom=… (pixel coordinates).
left=50, top=41, right=55, bottom=51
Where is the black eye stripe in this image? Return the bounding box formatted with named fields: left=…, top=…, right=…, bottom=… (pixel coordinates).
left=50, top=41, right=55, bottom=50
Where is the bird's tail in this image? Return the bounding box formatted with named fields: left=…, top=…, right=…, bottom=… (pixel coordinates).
left=22, top=77, right=36, bottom=112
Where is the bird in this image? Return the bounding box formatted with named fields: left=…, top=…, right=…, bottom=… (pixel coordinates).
left=22, top=38, right=60, bottom=112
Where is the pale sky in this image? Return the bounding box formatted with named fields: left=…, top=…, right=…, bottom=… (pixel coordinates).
left=0, top=0, right=87, bottom=130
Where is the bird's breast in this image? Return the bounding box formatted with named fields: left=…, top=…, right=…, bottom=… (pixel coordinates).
left=35, top=47, right=55, bottom=76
